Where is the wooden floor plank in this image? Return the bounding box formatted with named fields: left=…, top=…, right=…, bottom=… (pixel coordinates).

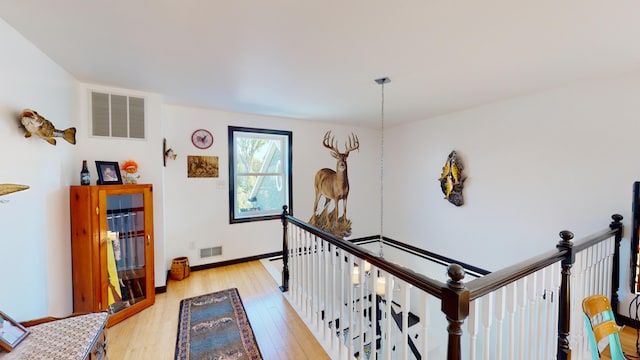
left=107, top=260, right=329, bottom=359
left=109, top=259, right=640, bottom=359
left=599, top=324, right=640, bottom=359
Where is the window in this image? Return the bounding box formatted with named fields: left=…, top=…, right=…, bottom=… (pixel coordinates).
left=229, top=126, right=292, bottom=223
left=631, top=181, right=640, bottom=292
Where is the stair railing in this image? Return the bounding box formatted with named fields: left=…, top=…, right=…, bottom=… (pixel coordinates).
left=280, top=206, right=623, bottom=360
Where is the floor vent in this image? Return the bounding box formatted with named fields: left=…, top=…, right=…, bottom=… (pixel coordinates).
left=200, top=246, right=222, bottom=258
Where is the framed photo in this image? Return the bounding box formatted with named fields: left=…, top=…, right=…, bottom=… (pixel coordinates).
left=0, top=310, right=30, bottom=352
left=187, top=155, right=219, bottom=178
left=95, top=161, right=123, bottom=185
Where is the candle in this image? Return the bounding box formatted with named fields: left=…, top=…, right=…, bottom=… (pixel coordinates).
left=376, top=277, right=386, bottom=295
left=352, top=267, right=360, bottom=284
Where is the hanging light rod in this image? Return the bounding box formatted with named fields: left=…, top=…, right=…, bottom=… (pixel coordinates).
left=375, top=76, right=389, bottom=257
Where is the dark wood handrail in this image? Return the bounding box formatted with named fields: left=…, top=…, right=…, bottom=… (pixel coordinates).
left=467, top=245, right=567, bottom=300
left=284, top=212, right=446, bottom=297
left=466, top=222, right=620, bottom=301
left=284, top=212, right=623, bottom=302
left=382, top=236, right=491, bottom=277
left=282, top=209, right=624, bottom=360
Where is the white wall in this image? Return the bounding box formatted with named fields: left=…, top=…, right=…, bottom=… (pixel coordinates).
left=0, top=16, right=380, bottom=321
left=0, top=20, right=169, bottom=320
left=0, top=19, right=78, bottom=320
left=383, top=70, right=640, bottom=316
left=4, top=13, right=639, bottom=323
left=162, top=105, right=381, bottom=268
left=74, top=83, right=167, bottom=289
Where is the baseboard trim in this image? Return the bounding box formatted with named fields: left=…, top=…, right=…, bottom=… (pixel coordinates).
left=618, top=314, right=640, bottom=328
left=164, top=251, right=282, bottom=281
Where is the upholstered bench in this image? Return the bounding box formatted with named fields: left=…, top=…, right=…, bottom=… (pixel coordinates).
left=0, top=312, right=108, bottom=360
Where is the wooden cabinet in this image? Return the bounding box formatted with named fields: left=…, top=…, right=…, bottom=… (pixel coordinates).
left=70, top=184, right=155, bottom=327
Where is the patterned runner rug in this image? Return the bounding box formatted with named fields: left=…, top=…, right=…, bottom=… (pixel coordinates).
left=175, top=288, right=263, bottom=359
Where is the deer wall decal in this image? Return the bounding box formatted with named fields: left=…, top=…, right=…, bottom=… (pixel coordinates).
left=313, top=131, right=359, bottom=224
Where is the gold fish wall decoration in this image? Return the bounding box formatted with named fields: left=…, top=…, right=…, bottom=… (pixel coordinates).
left=0, top=184, right=29, bottom=197
left=438, top=150, right=466, bottom=206
left=20, top=109, right=76, bottom=145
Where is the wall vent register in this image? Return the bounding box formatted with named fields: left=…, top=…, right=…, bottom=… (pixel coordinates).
left=200, top=246, right=222, bottom=258
left=91, top=91, right=145, bottom=139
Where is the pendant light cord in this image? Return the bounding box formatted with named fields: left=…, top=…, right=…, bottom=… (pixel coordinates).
left=375, top=77, right=389, bottom=257
left=380, top=82, right=385, bottom=257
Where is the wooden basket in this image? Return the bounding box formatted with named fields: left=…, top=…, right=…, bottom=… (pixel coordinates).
left=170, top=257, right=190, bottom=281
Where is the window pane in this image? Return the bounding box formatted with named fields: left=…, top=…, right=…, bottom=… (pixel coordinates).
left=266, top=142, right=282, bottom=173
left=234, top=137, right=269, bottom=173
left=236, top=175, right=285, bottom=215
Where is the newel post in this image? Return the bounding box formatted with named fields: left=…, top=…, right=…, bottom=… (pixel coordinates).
left=280, top=205, right=290, bottom=292
left=609, top=214, right=623, bottom=312
left=441, top=263, right=469, bottom=360
left=556, top=230, right=574, bottom=360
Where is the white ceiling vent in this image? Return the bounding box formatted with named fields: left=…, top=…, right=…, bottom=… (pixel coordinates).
left=91, top=91, right=145, bottom=139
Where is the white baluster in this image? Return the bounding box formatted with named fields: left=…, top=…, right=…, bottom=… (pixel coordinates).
left=311, top=235, right=317, bottom=327
left=526, top=273, right=537, bottom=360
left=482, top=292, right=494, bottom=360
left=516, top=277, right=526, bottom=360
left=329, top=244, right=337, bottom=352
left=596, top=241, right=604, bottom=292
left=357, top=258, right=365, bottom=360
left=505, top=282, right=517, bottom=360
left=322, top=240, right=329, bottom=341
left=401, top=281, right=410, bottom=360
left=303, top=232, right=309, bottom=317
left=420, top=292, right=430, bottom=360
left=371, top=265, right=379, bottom=360
left=605, top=237, right=614, bottom=296
left=339, top=248, right=347, bottom=359
left=586, top=246, right=594, bottom=296
left=384, top=273, right=393, bottom=360
left=467, top=299, right=479, bottom=360
left=545, top=263, right=561, bottom=359
left=494, top=287, right=506, bottom=360
left=573, top=252, right=586, bottom=359
left=316, top=236, right=322, bottom=330
left=536, top=267, right=550, bottom=360
left=293, top=227, right=299, bottom=305
left=347, top=254, right=355, bottom=359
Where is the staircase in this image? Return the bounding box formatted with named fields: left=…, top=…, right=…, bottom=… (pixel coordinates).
left=322, top=293, right=444, bottom=359
left=280, top=210, right=625, bottom=359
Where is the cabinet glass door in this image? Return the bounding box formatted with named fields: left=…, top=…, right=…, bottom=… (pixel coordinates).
left=105, top=192, right=147, bottom=314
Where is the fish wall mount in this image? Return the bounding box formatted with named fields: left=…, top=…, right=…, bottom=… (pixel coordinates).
left=0, top=184, right=29, bottom=204
left=438, top=150, right=466, bottom=206
left=20, top=109, right=76, bottom=145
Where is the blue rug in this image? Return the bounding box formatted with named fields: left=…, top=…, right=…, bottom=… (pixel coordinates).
left=175, top=288, right=262, bottom=359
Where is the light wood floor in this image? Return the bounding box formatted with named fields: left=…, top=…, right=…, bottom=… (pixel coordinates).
left=107, top=260, right=330, bottom=359
left=600, top=325, right=640, bottom=360
left=108, top=260, right=640, bottom=359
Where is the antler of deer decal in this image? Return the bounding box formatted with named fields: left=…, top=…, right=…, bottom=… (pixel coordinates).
left=313, top=131, right=359, bottom=224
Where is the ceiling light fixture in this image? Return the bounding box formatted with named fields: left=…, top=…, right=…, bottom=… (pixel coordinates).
left=375, top=77, right=390, bottom=257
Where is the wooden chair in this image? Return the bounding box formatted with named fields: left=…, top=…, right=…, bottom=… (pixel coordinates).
left=582, top=294, right=626, bottom=359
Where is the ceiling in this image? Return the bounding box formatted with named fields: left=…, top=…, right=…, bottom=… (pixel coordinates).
left=2, top=1, right=639, bottom=128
